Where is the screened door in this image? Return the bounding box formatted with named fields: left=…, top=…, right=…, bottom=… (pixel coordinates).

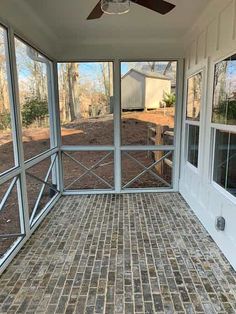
left=120, top=61, right=178, bottom=192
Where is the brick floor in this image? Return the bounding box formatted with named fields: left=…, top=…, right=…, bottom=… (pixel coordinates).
left=0, top=193, right=236, bottom=314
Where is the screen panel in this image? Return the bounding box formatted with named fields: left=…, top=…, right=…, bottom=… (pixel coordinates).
left=15, top=37, right=53, bottom=161
left=121, top=61, right=177, bottom=146
left=63, top=151, right=114, bottom=190
left=58, top=62, right=114, bottom=146
left=122, top=150, right=173, bottom=189
left=0, top=177, right=23, bottom=258
left=25, top=155, right=59, bottom=224
left=0, top=26, right=16, bottom=174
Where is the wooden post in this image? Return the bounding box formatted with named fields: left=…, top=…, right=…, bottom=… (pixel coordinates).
left=154, top=125, right=169, bottom=175
left=154, top=125, right=163, bottom=174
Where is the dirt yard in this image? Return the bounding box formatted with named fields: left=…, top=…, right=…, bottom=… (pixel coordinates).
left=0, top=108, right=175, bottom=256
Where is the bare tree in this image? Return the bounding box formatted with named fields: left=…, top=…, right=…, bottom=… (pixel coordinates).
left=100, top=63, right=111, bottom=103
left=98, top=62, right=114, bottom=114
left=101, top=64, right=108, bottom=99
left=163, top=62, right=172, bottom=76
left=67, top=63, right=80, bottom=121
left=214, top=61, right=227, bottom=87
left=31, top=61, right=47, bottom=100
left=0, top=53, right=9, bottom=114
left=147, top=62, right=156, bottom=72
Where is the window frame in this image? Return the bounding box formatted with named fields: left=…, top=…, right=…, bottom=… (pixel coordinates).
left=14, top=35, right=58, bottom=162
left=57, top=61, right=115, bottom=148
left=185, top=70, right=204, bottom=171
left=0, top=25, right=19, bottom=177
left=210, top=51, right=236, bottom=202
left=119, top=59, right=181, bottom=192
left=186, top=122, right=200, bottom=171
left=211, top=127, right=236, bottom=203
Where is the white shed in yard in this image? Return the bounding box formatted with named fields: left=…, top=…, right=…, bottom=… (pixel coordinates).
left=121, top=69, right=171, bottom=110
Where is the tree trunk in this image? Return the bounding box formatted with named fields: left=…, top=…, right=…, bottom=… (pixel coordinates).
left=67, top=63, right=76, bottom=121
left=101, top=63, right=113, bottom=113
left=71, top=63, right=80, bottom=119
left=163, top=62, right=172, bottom=76
left=148, top=62, right=156, bottom=72
left=109, top=62, right=113, bottom=97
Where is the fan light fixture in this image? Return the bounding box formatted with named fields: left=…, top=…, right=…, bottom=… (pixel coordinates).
left=101, top=0, right=130, bottom=15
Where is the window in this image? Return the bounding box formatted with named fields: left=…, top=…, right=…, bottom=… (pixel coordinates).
left=0, top=26, right=16, bottom=174
left=213, top=131, right=236, bottom=197
left=185, top=72, right=203, bottom=168
left=187, top=125, right=199, bottom=168
left=15, top=37, right=53, bottom=160
left=212, top=54, right=236, bottom=125
left=212, top=54, right=236, bottom=197
left=186, top=73, right=202, bottom=121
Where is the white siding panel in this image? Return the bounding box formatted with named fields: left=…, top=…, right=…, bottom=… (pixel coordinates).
left=219, top=1, right=235, bottom=51
left=181, top=0, right=236, bottom=270
left=191, top=174, right=200, bottom=199
left=223, top=202, right=236, bottom=243
left=196, top=31, right=206, bottom=64
left=234, top=0, right=236, bottom=40
left=206, top=19, right=218, bottom=57
left=189, top=41, right=197, bottom=68
left=208, top=186, right=224, bottom=217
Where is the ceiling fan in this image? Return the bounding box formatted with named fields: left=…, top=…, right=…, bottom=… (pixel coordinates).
left=87, top=0, right=175, bottom=20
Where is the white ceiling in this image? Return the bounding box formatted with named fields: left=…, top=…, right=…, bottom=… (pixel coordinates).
left=0, top=0, right=212, bottom=59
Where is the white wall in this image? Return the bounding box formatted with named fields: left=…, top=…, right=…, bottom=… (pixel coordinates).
left=180, top=0, right=236, bottom=269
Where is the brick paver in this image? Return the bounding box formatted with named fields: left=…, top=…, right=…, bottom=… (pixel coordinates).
left=0, top=193, right=236, bottom=313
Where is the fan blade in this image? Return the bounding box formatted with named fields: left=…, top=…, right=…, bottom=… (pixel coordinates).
left=131, top=0, right=175, bottom=15
left=87, top=0, right=104, bottom=20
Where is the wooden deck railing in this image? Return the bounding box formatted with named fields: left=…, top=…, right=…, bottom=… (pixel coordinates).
left=147, top=124, right=174, bottom=175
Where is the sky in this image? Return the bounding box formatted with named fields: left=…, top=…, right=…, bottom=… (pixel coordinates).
left=58, top=62, right=131, bottom=91
left=227, top=61, right=236, bottom=94
left=16, top=59, right=171, bottom=87
left=76, top=62, right=128, bottom=77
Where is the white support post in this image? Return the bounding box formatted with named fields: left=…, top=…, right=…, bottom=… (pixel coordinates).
left=7, top=27, right=30, bottom=236
left=113, top=60, right=121, bottom=193
left=45, top=61, right=57, bottom=195
left=52, top=61, right=64, bottom=193
left=173, top=58, right=184, bottom=191
left=3, top=30, right=19, bottom=169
